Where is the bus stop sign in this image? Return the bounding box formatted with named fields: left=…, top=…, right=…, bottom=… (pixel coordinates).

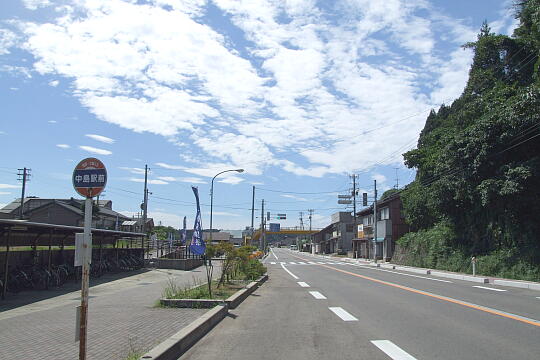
left=72, top=157, right=107, bottom=198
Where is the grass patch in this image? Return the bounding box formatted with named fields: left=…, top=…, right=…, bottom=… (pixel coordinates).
left=124, top=351, right=143, bottom=360
left=162, top=277, right=247, bottom=300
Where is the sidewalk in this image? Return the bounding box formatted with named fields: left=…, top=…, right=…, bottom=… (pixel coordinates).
left=0, top=267, right=212, bottom=359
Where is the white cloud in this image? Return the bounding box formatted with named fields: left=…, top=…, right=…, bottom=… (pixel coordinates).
left=48, top=120, right=57, bottom=123
left=155, top=162, right=185, bottom=170
left=0, top=29, right=18, bottom=55
left=217, top=175, right=244, bottom=185
left=119, top=166, right=146, bottom=175
left=0, top=184, right=20, bottom=189
left=10, top=0, right=501, bottom=178
left=0, top=192, right=12, bottom=195
left=85, top=134, right=115, bottom=144
left=56, top=144, right=70, bottom=149
left=79, top=145, right=112, bottom=155
left=210, top=211, right=241, bottom=217
left=372, top=173, right=387, bottom=184
left=22, top=0, right=51, bottom=10
left=48, top=80, right=59, bottom=87
left=281, top=194, right=308, bottom=202
left=120, top=210, right=182, bottom=228
left=128, top=178, right=168, bottom=185
left=156, top=176, right=207, bottom=184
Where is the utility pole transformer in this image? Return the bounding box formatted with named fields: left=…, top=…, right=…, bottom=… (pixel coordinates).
left=17, top=167, right=31, bottom=219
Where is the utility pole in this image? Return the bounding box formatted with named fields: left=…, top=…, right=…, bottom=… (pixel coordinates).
left=17, top=167, right=31, bottom=219
left=251, top=186, right=255, bottom=231
left=373, top=179, right=378, bottom=262
left=394, top=167, right=399, bottom=189
left=260, top=199, right=265, bottom=250
left=352, top=174, right=357, bottom=258
left=299, top=211, right=304, bottom=230
left=142, top=165, right=149, bottom=258
left=308, top=209, right=314, bottom=252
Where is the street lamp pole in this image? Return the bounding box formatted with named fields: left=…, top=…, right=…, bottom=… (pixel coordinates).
left=210, top=168, right=244, bottom=242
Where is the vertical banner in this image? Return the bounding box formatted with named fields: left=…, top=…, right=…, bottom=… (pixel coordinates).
left=181, top=216, right=187, bottom=245
left=189, top=186, right=206, bottom=255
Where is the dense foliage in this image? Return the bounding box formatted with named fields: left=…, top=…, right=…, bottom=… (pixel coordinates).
left=397, top=1, right=540, bottom=280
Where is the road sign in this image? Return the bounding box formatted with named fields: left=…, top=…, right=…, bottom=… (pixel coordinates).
left=362, top=193, right=368, bottom=206
left=338, top=199, right=352, bottom=204
left=338, top=194, right=351, bottom=199
left=73, top=158, right=107, bottom=198
left=269, top=223, right=280, bottom=232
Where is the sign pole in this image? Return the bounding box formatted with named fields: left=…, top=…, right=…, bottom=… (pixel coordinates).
left=72, top=157, right=106, bottom=360
left=79, top=196, right=92, bottom=360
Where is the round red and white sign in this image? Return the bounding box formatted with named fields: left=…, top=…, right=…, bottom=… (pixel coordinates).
left=72, top=157, right=107, bottom=198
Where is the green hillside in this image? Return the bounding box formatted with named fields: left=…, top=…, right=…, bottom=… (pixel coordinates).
left=395, top=0, right=540, bottom=281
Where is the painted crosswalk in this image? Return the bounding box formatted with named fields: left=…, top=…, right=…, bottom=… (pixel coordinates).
left=268, top=261, right=354, bottom=266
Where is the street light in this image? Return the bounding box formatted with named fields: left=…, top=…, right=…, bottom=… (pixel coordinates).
left=209, top=168, right=244, bottom=242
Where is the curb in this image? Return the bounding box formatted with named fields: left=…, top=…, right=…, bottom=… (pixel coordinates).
left=493, top=279, right=540, bottom=291
left=143, top=273, right=269, bottom=360
left=159, top=274, right=269, bottom=309
left=140, top=304, right=228, bottom=360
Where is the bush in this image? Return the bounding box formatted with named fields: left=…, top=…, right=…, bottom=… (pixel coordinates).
left=396, top=223, right=540, bottom=281
left=240, top=259, right=267, bottom=280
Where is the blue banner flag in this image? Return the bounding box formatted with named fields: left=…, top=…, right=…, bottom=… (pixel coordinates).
left=181, top=216, right=187, bottom=245
left=189, top=186, right=206, bottom=255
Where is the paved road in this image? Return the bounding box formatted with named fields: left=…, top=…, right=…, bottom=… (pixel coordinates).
left=181, top=248, right=540, bottom=360
left=0, top=267, right=211, bottom=360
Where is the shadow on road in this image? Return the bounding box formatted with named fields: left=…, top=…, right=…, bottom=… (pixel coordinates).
left=0, top=268, right=150, bottom=312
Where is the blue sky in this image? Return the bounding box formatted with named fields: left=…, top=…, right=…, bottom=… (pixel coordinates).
left=0, top=0, right=518, bottom=230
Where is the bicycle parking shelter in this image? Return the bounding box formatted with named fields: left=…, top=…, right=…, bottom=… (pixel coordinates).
left=0, top=218, right=145, bottom=299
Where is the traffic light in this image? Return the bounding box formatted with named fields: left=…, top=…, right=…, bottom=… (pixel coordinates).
left=362, top=192, right=368, bottom=206
left=277, top=213, right=286, bottom=219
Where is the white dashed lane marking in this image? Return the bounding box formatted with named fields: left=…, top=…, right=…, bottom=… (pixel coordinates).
left=472, top=286, right=507, bottom=292
left=297, top=282, right=310, bottom=287
left=329, top=307, right=358, bottom=321
left=309, top=291, right=327, bottom=299
left=371, top=340, right=417, bottom=360
left=280, top=263, right=299, bottom=280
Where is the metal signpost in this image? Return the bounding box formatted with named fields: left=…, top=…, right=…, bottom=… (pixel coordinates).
left=72, top=157, right=107, bottom=360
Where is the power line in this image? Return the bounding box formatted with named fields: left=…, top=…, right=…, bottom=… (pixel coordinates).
left=255, top=187, right=348, bottom=195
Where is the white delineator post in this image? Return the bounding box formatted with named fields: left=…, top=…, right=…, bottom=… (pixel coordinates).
left=79, top=196, right=93, bottom=360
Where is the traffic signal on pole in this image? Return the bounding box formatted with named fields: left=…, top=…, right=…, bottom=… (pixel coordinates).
left=277, top=213, right=286, bottom=219
left=362, top=193, right=368, bottom=206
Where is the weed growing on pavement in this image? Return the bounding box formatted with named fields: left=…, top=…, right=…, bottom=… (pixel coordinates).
left=123, top=337, right=144, bottom=360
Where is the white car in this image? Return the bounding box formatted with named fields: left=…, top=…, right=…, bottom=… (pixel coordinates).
left=290, top=245, right=298, bottom=250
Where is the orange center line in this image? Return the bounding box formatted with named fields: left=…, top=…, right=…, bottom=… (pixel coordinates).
left=287, top=252, right=540, bottom=328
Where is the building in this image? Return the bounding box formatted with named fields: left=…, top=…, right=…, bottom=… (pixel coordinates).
left=312, top=212, right=355, bottom=254
left=354, top=193, right=409, bottom=260
left=0, top=197, right=131, bottom=230
left=203, top=231, right=232, bottom=244
left=121, top=217, right=155, bottom=233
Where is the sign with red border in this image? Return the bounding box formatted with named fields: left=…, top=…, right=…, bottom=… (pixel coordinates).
left=72, top=157, right=107, bottom=198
